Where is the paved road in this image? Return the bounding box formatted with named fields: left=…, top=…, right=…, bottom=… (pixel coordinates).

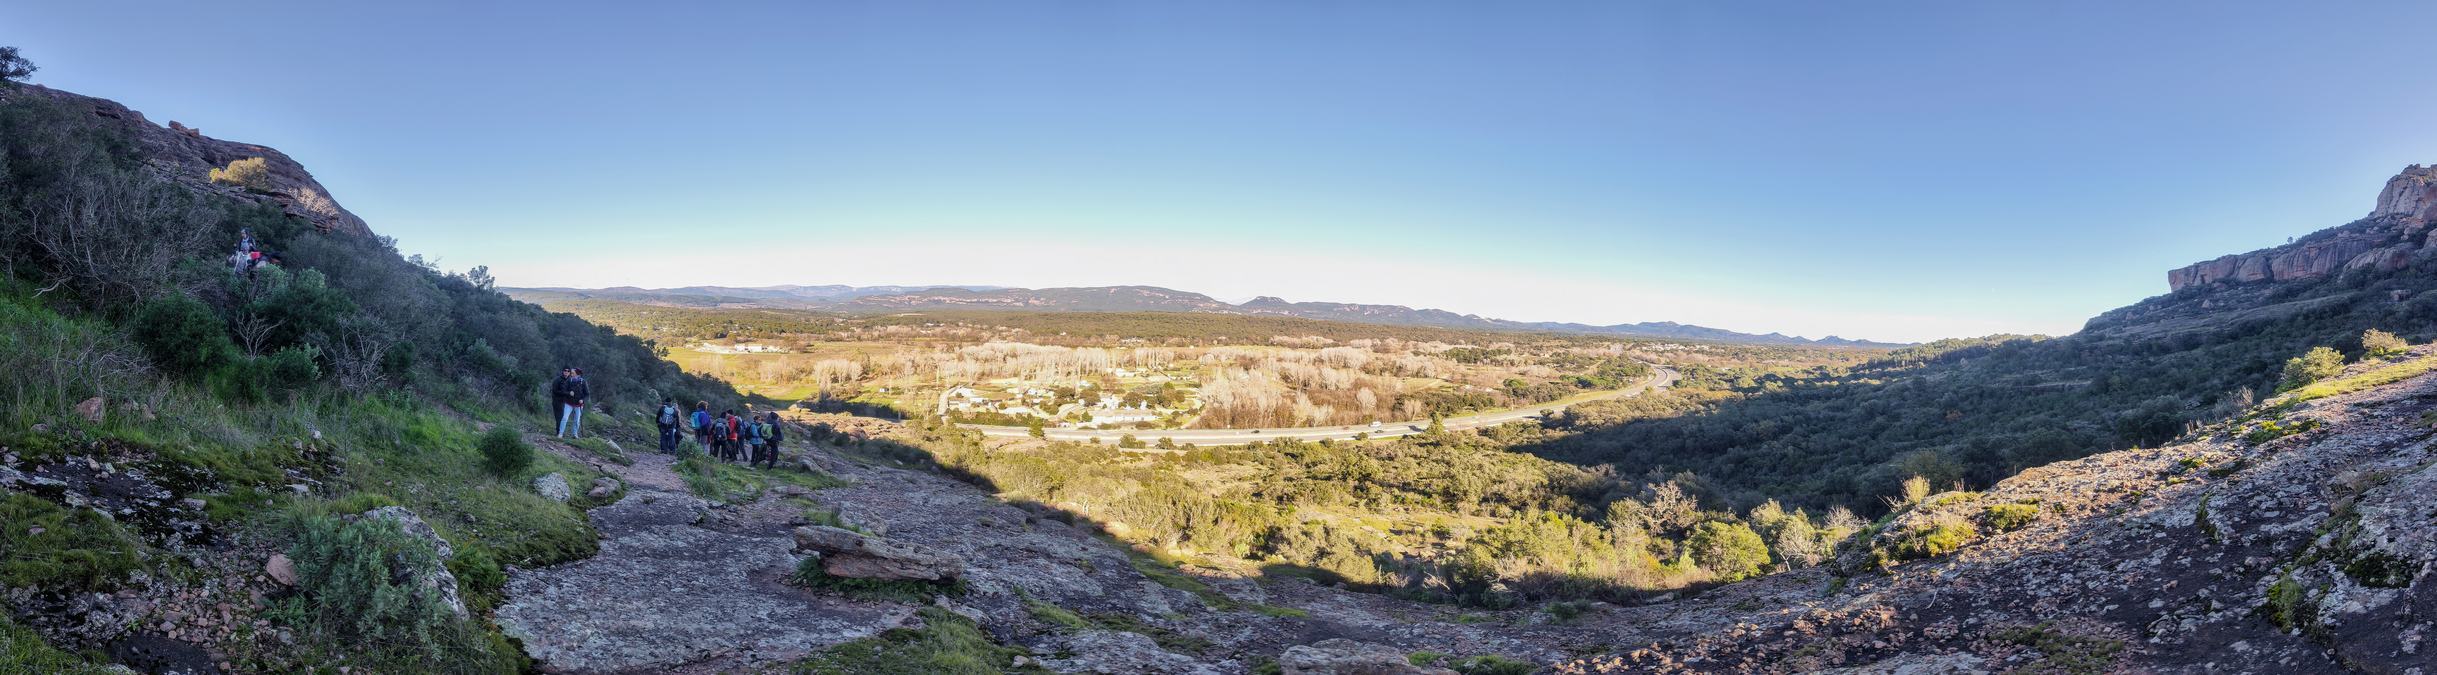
left=964, top=367, right=1677, bottom=446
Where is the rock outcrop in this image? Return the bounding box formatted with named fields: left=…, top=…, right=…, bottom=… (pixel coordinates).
left=0, top=85, right=371, bottom=237
left=1279, top=639, right=1458, bottom=674
left=2167, top=165, right=2437, bottom=291
left=790, top=525, right=964, bottom=581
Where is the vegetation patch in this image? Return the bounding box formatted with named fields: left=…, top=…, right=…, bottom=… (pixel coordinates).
left=2260, top=573, right=2318, bottom=633
left=1980, top=502, right=2040, bottom=532
left=1993, top=623, right=2124, bottom=675
left=271, top=515, right=515, bottom=672
left=0, top=615, right=113, bottom=674
left=1888, top=514, right=1980, bottom=561
left=791, top=606, right=1042, bottom=675
left=2281, top=354, right=2437, bottom=404
left=1452, top=654, right=1539, bottom=675
left=2242, top=418, right=2319, bottom=445
left=0, top=493, right=146, bottom=593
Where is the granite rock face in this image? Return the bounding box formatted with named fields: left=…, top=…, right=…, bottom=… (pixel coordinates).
left=0, top=85, right=371, bottom=236
left=2168, top=164, right=2437, bottom=291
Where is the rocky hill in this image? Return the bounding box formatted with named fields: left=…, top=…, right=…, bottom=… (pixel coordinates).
left=6, top=85, right=370, bottom=237
left=508, top=284, right=1907, bottom=347
left=2168, top=165, right=2437, bottom=293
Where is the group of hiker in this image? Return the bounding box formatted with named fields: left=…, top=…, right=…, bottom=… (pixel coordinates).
left=554, top=369, right=790, bottom=467
left=664, top=400, right=786, bottom=467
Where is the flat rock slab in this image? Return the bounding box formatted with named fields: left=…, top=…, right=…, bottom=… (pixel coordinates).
left=498, top=488, right=913, bottom=673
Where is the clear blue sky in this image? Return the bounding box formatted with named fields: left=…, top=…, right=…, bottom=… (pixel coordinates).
left=15, top=2, right=2437, bottom=342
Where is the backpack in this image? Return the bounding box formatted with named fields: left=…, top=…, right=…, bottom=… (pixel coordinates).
left=744, top=421, right=763, bottom=441
left=756, top=422, right=775, bottom=444
left=710, top=417, right=730, bottom=438
left=659, top=404, right=677, bottom=425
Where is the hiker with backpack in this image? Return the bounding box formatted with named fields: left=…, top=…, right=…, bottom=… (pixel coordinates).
left=742, top=413, right=765, bottom=464
left=690, top=401, right=714, bottom=455
left=655, top=398, right=681, bottom=454
left=710, top=410, right=733, bottom=460
left=556, top=368, right=589, bottom=439
left=724, top=409, right=746, bottom=462
left=754, top=412, right=784, bottom=469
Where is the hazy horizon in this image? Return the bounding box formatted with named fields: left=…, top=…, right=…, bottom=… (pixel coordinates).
left=19, top=2, right=2437, bottom=342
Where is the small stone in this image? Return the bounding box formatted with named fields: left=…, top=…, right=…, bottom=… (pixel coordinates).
left=75, top=397, right=105, bottom=423
left=180, top=498, right=207, bottom=510
left=26, top=526, right=43, bottom=536
left=264, top=554, right=299, bottom=587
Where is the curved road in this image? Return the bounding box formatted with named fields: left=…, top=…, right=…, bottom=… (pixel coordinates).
left=964, top=367, right=1677, bottom=446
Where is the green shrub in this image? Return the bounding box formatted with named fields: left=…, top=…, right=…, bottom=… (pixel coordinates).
left=278, top=515, right=502, bottom=670
left=0, top=493, right=145, bottom=593
left=1981, top=503, right=2039, bottom=532
left=1685, top=520, right=1771, bottom=582
left=133, top=293, right=232, bottom=377
left=478, top=426, right=533, bottom=476
left=2279, top=346, right=2345, bottom=391
left=448, top=546, right=508, bottom=613
left=1890, top=516, right=1980, bottom=560
left=2362, top=329, right=2408, bottom=359
left=1452, top=654, right=1537, bottom=675
left=207, top=157, right=272, bottom=190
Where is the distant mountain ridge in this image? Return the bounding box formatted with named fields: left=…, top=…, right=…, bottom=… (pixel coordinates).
left=505, top=284, right=1907, bottom=347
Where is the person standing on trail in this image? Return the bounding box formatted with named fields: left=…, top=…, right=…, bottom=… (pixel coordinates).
left=754, top=412, right=784, bottom=469
left=742, top=413, right=765, bottom=465
left=724, top=409, right=746, bottom=462
left=557, top=368, right=590, bottom=439
left=690, top=401, right=714, bottom=455
left=655, top=398, right=681, bottom=454
left=550, top=368, right=575, bottom=430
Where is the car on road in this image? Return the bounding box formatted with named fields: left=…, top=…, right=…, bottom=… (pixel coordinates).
left=1369, top=421, right=1382, bottom=428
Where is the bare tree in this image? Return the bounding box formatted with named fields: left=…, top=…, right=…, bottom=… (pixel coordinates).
left=26, top=161, right=215, bottom=308
left=320, top=313, right=401, bottom=391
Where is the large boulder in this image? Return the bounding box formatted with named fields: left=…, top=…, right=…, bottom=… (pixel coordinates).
left=790, top=525, right=963, bottom=581
left=1278, top=639, right=1457, bottom=675
left=586, top=477, right=621, bottom=500
left=533, top=473, right=572, bottom=503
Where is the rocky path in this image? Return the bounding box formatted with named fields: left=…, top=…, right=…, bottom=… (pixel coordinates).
left=496, top=444, right=915, bottom=674
left=493, top=431, right=1656, bottom=673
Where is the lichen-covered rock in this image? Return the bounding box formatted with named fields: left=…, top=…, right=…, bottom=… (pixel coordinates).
left=791, top=525, right=964, bottom=581
left=586, top=476, right=620, bottom=500
left=1035, top=630, right=1220, bottom=675
left=532, top=472, right=571, bottom=503
left=1279, top=638, right=1456, bottom=674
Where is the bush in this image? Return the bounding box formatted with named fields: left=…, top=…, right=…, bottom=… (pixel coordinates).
left=1891, top=515, right=1980, bottom=560
left=277, top=515, right=503, bottom=670
left=2363, top=329, right=2408, bottom=359
left=134, top=293, right=233, bottom=376
left=2279, top=346, right=2345, bottom=391
left=1452, top=655, right=1538, bottom=675
left=478, top=426, right=533, bottom=477
left=1981, top=503, right=2039, bottom=532
left=791, top=606, right=1025, bottom=674
left=1685, top=521, right=1771, bottom=582
left=207, top=157, right=272, bottom=191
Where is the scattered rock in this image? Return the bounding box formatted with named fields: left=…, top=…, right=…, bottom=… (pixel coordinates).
left=533, top=473, right=572, bottom=503
left=791, top=525, right=964, bottom=581
left=75, top=397, right=106, bottom=423
left=1279, top=639, right=1457, bottom=675
left=587, top=477, right=620, bottom=500
left=264, top=554, right=298, bottom=587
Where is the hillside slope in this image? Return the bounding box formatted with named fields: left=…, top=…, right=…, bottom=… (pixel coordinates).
left=1553, top=347, right=2437, bottom=673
